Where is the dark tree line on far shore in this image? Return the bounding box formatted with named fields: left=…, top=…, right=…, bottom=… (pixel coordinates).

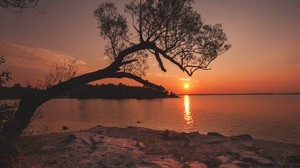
left=0, top=83, right=178, bottom=100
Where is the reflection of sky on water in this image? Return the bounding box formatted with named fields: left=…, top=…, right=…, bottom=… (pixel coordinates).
left=25, top=95, right=300, bottom=144
left=184, top=95, right=193, bottom=129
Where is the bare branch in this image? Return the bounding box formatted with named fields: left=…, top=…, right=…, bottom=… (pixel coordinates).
left=154, top=50, right=166, bottom=72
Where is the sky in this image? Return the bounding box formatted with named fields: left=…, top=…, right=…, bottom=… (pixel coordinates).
left=0, top=0, right=300, bottom=94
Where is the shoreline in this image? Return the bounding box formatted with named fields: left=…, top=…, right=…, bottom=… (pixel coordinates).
left=14, top=125, right=300, bottom=167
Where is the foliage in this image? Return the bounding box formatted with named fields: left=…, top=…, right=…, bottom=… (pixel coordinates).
left=0, top=83, right=176, bottom=99
left=0, top=0, right=39, bottom=12
left=0, top=102, right=17, bottom=132
left=0, top=55, right=15, bottom=134
left=95, top=0, right=231, bottom=76
left=0, top=55, right=12, bottom=87
left=37, top=58, right=78, bottom=90
left=94, top=2, right=149, bottom=76
left=66, top=83, right=177, bottom=99
left=0, top=84, right=38, bottom=99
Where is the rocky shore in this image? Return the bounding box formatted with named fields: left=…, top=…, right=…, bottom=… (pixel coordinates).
left=13, top=125, right=300, bottom=167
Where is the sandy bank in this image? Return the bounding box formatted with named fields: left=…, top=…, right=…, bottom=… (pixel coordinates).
left=14, top=125, right=300, bottom=167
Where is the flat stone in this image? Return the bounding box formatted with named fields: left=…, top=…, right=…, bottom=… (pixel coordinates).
left=231, top=134, right=252, bottom=140
left=287, top=154, right=300, bottom=164
left=232, top=160, right=253, bottom=168
left=216, top=155, right=231, bottom=163
left=63, top=134, right=76, bottom=143
left=226, top=150, right=241, bottom=159
left=136, top=141, right=145, bottom=149
left=100, top=153, right=131, bottom=167
left=240, top=151, right=276, bottom=167
left=219, top=163, right=239, bottom=168
left=207, top=132, right=224, bottom=137
left=207, top=138, right=224, bottom=144
left=289, top=163, right=300, bottom=168
left=189, top=162, right=208, bottom=168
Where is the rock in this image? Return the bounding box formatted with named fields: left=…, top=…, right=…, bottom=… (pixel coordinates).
left=289, top=163, right=300, bottom=168
left=63, top=134, right=76, bottom=143
left=240, top=151, right=276, bottom=167
left=149, top=158, right=183, bottom=167
left=226, top=150, right=241, bottom=159
left=189, top=162, right=208, bottom=168
left=287, top=154, right=300, bottom=164
left=207, top=138, right=224, bottom=144
left=45, top=158, right=57, bottom=164
left=100, top=154, right=131, bottom=167
left=13, top=126, right=300, bottom=167
left=162, top=129, right=171, bottom=139
left=232, top=160, right=253, bottom=168
left=216, top=155, right=231, bottom=164
left=136, top=141, right=145, bottom=149
left=161, top=130, right=190, bottom=141
left=207, top=132, right=224, bottom=137
left=219, top=163, right=239, bottom=168
left=62, top=126, right=69, bottom=130
left=231, top=134, right=253, bottom=140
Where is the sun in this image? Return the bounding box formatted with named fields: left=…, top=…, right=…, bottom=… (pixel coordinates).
left=183, top=83, right=190, bottom=89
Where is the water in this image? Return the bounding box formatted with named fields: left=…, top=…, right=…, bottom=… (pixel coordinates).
left=26, top=95, right=300, bottom=144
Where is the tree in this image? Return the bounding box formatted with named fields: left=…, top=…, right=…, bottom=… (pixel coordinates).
left=1, top=0, right=230, bottom=139
left=0, top=55, right=11, bottom=86
left=0, top=0, right=39, bottom=13
left=0, top=56, right=11, bottom=85
left=37, top=58, right=78, bottom=90
left=0, top=56, right=13, bottom=132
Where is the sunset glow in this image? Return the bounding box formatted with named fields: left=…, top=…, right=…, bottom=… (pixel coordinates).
left=183, top=83, right=190, bottom=90
left=1, top=0, right=300, bottom=94
left=1, top=1, right=300, bottom=165
left=183, top=95, right=193, bottom=129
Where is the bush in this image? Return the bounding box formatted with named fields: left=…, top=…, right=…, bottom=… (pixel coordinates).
left=0, top=102, right=17, bottom=132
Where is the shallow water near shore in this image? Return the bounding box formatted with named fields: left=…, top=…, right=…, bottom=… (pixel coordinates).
left=25, top=95, right=300, bottom=145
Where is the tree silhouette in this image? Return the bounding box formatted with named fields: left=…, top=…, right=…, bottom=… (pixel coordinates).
left=0, top=56, right=11, bottom=86
left=0, top=0, right=39, bottom=12
left=37, top=58, right=78, bottom=90
left=1, top=0, right=230, bottom=139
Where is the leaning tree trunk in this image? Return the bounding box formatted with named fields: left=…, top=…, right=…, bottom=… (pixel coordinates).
left=0, top=41, right=164, bottom=140
left=0, top=66, right=117, bottom=140
left=0, top=65, right=122, bottom=167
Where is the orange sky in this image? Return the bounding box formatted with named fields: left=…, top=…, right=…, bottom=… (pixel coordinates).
left=1, top=0, right=300, bottom=94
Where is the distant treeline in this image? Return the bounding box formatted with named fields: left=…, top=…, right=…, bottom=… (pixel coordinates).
left=0, top=83, right=178, bottom=99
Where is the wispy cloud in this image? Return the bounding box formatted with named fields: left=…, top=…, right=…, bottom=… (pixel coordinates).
left=180, top=78, right=191, bottom=81
left=0, top=42, right=91, bottom=85
left=147, top=72, right=179, bottom=79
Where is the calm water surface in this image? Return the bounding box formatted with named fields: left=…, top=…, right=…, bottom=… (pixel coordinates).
left=27, top=95, right=300, bottom=144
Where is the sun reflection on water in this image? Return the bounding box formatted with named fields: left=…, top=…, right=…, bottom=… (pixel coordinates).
left=184, top=95, right=193, bottom=129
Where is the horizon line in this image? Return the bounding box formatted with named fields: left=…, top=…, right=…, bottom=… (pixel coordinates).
left=178, top=92, right=300, bottom=96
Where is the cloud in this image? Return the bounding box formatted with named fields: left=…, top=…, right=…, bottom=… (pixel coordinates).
left=0, top=42, right=91, bottom=85
left=1, top=42, right=85, bottom=69
left=180, top=78, right=200, bottom=85
left=146, top=72, right=179, bottom=79
left=180, top=78, right=191, bottom=81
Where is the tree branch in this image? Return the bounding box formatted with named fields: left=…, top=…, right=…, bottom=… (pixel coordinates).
left=154, top=51, right=166, bottom=72
left=120, top=59, right=138, bottom=66
left=112, top=72, right=165, bottom=90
